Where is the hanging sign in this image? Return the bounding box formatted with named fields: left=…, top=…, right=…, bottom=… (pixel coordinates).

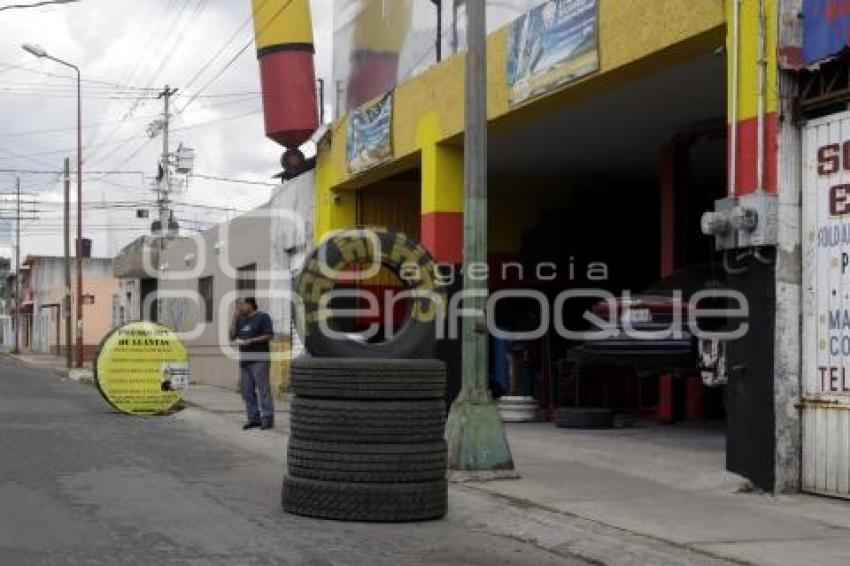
left=94, top=321, right=189, bottom=416
left=803, top=0, right=850, bottom=66
left=507, top=0, right=599, bottom=106
left=346, top=91, right=393, bottom=174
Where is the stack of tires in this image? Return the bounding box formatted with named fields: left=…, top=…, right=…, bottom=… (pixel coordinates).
left=284, top=359, right=448, bottom=522
left=283, top=228, right=449, bottom=522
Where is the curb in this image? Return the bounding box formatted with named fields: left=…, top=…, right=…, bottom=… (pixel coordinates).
left=63, top=369, right=96, bottom=386
left=1, top=354, right=95, bottom=386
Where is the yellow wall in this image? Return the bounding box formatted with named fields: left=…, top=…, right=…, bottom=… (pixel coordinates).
left=315, top=0, right=726, bottom=241
left=727, top=0, right=778, bottom=122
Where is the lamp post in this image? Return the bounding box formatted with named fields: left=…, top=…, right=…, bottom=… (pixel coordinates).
left=444, top=0, right=516, bottom=480
left=23, top=43, right=84, bottom=368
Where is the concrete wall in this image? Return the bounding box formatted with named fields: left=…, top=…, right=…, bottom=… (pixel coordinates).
left=772, top=0, right=804, bottom=494
left=27, top=257, right=119, bottom=358
left=156, top=174, right=316, bottom=394
left=269, top=171, right=315, bottom=341
left=157, top=206, right=270, bottom=391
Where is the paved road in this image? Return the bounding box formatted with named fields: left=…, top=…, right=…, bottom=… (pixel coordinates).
left=0, top=359, right=588, bottom=566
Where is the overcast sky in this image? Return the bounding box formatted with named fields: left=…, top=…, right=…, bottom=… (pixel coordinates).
left=0, top=0, right=333, bottom=261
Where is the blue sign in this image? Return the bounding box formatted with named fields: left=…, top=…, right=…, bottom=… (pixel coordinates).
left=804, top=0, right=850, bottom=66
left=507, top=0, right=599, bottom=105
left=346, top=92, right=393, bottom=174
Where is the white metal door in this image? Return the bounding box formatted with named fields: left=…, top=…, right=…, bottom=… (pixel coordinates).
left=802, top=112, right=850, bottom=499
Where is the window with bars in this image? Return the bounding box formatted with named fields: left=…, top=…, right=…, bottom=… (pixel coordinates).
left=198, top=276, right=214, bottom=323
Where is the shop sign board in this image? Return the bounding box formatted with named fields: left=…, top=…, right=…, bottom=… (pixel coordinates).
left=94, top=321, right=189, bottom=416
left=802, top=111, right=850, bottom=499
left=506, top=0, right=599, bottom=106
left=803, top=0, right=850, bottom=66
left=346, top=91, right=393, bottom=174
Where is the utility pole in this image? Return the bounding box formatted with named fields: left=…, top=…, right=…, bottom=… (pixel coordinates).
left=13, top=177, right=20, bottom=355
left=63, top=158, right=72, bottom=369
left=153, top=86, right=178, bottom=324
left=21, top=43, right=84, bottom=367
left=1, top=181, right=38, bottom=356
left=445, top=0, right=516, bottom=479
left=157, top=86, right=178, bottom=239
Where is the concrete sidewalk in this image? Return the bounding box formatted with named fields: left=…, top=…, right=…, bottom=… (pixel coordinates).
left=183, top=382, right=850, bottom=566
left=1, top=352, right=94, bottom=384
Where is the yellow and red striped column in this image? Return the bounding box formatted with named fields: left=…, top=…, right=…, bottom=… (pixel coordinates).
left=251, top=0, right=318, bottom=149
left=347, top=0, right=412, bottom=110
left=727, top=0, right=778, bottom=195
left=418, top=114, right=464, bottom=264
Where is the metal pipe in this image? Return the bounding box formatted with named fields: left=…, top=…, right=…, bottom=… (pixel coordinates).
left=74, top=62, right=83, bottom=368
left=13, top=176, right=20, bottom=355
left=756, top=0, right=767, bottom=193
left=64, top=157, right=72, bottom=368
left=730, top=0, right=741, bottom=198
left=463, top=0, right=488, bottom=396
left=445, top=0, right=516, bottom=478
left=18, top=46, right=83, bottom=365
left=433, top=0, right=443, bottom=62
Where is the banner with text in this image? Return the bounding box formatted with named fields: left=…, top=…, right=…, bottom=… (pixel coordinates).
left=507, top=0, right=599, bottom=106
left=346, top=91, right=393, bottom=174
left=95, top=321, right=190, bottom=416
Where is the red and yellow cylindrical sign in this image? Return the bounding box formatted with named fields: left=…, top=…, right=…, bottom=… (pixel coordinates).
left=347, top=0, right=412, bottom=109
left=251, top=0, right=318, bottom=149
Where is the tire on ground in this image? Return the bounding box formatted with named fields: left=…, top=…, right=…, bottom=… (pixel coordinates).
left=295, top=227, right=444, bottom=359
left=291, top=398, right=446, bottom=444
left=291, top=357, right=446, bottom=400
left=287, top=439, right=447, bottom=483
left=282, top=476, right=448, bottom=522
left=555, top=407, right=615, bottom=429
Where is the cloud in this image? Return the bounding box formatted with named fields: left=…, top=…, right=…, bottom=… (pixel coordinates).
left=0, top=0, right=333, bottom=259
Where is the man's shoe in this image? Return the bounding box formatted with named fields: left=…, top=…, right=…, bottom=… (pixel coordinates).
left=260, top=417, right=274, bottom=430
left=243, top=421, right=261, bottom=430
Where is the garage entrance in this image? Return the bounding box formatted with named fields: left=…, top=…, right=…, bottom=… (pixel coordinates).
left=485, top=52, right=728, bottom=430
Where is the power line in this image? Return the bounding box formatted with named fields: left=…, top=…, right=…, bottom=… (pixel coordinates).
left=0, top=105, right=261, bottom=164
left=0, top=95, right=256, bottom=140
left=174, top=0, right=292, bottom=117
left=177, top=0, right=265, bottom=97
left=0, top=61, right=157, bottom=91
left=191, top=173, right=279, bottom=187
left=81, top=1, right=195, bottom=163
left=83, top=0, right=266, bottom=172
left=0, top=90, right=159, bottom=100
left=0, top=0, right=79, bottom=12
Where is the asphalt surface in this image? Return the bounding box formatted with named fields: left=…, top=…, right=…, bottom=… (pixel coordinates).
left=0, top=359, right=589, bottom=566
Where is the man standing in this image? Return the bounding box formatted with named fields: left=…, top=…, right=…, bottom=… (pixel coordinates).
left=230, top=297, right=275, bottom=430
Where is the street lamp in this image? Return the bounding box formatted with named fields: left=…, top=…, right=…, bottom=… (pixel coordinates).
left=22, top=43, right=84, bottom=369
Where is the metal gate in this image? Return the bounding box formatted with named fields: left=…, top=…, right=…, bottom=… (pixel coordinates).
left=802, top=112, right=850, bottom=499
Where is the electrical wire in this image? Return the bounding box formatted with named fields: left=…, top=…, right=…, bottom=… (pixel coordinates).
left=191, top=173, right=278, bottom=187
left=83, top=0, right=202, bottom=163
left=0, top=0, right=80, bottom=11
left=0, top=61, right=157, bottom=91
left=174, top=0, right=292, bottom=118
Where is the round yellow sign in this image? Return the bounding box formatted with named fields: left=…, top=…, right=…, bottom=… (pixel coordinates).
left=95, top=322, right=189, bottom=415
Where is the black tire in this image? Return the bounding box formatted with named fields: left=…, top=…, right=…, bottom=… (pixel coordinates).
left=555, top=407, right=615, bottom=429
left=282, top=476, right=448, bottom=522
left=287, top=439, right=447, bottom=483
left=295, top=227, right=444, bottom=359
left=292, top=358, right=446, bottom=400
left=291, top=398, right=446, bottom=444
